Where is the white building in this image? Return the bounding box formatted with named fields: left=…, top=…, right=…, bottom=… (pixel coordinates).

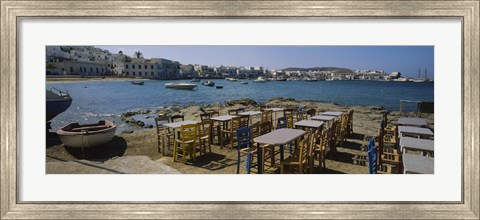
left=124, top=58, right=179, bottom=79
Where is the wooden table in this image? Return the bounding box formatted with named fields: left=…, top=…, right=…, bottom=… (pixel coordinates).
left=398, top=126, right=434, bottom=139
left=321, top=111, right=344, bottom=117
left=400, top=136, right=434, bottom=156
left=253, top=128, right=306, bottom=174
left=403, top=153, right=434, bottom=174
left=211, top=115, right=237, bottom=147
left=398, top=117, right=428, bottom=127
left=311, top=115, right=336, bottom=126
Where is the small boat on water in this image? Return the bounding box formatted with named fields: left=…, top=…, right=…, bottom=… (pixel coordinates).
left=46, top=88, right=73, bottom=122
left=165, top=82, right=198, bottom=90
left=412, top=78, right=427, bottom=83
left=393, top=77, right=410, bottom=82
left=57, top=120, right=117, bottom=148
left=131, top=81, right=144, bottom=85
left=239, top=81, right=248, bottom=84
left=305, top=78, right=318, bottom=82
left=191, top=78, right=201, bottom=82
left=202, top=80, right=215, bottom=87
left=254, top=76, right=267, bottom=83
left=274, top=78, right=287, bottom=81
left=225, top=78, right=238, bottom=81
left=216, top=86, right=223, bottom=89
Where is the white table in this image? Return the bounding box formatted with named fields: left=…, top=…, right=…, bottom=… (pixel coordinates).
left=403, top=153, right=434, bottom=174
left=321, top=111, right=344, bottom=117
left=311, top=115, right=336, bottom=126
left=253, top=128, right=306, bottom=174
left=267, top=108, right=285, bottom=128
left=398, top=126, right=434, bottom=138
left=398, top=117, right=428, bottom=127
left=239, top=111, right=262, bottom=125
left=400, top=136, right=434, bottom=156
left=294, top=120, right=324, bottom=131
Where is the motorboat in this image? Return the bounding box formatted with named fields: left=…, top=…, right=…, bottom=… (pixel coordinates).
left=225, top=78, right=238, bottom=81
left=393, top=77, right=410, bottom=82
left=239, top=81, right=248, bottom=84
left=304, top=78, right=318, bottom=82
left=202, top=80, right=215, bottom=87
left=46, top=87, right=72, bottom=122
left=165, top=82, right=198, bottom=90
left=131, top=81, right=144, bottom=85
left=412, top=78, right=427, bottom=83
left=216, top=86, right=223, bottom=89
left=191, top=78, right=201, bottom=82
left=274, top=78, right=287, bottom=81
left=57, top=120, right=117, bottom=148
left=253, top=77, right=267, bottom=83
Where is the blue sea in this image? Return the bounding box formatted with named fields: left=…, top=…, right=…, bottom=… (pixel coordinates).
left=46, top=80, right=434, bottom=131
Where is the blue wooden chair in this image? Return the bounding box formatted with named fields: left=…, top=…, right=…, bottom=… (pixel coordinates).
left=236, top=127, right=257, bottom=174
left=237, top=107, right=245, bottom=113
left=367, top=138, right=377, bottom=174
left=277, top=116, right=287, bottom=129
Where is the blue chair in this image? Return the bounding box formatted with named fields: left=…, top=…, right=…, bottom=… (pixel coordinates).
left=297, top=106, right=303, bottom=112
left=367, top=138, right=377, bottom=174
left=236, top=127, right=256, bottom=174
left=237, top=107, right=245, bottom=113
left=277, top=117, right=287, bottom=129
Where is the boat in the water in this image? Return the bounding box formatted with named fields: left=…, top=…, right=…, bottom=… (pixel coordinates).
left=304, top=78, right=318, bottom=82
left=393, top=77, right=410, bottom=82
left=165, top=82, right=198, bottom=90
left=46, top=87, right=73, bottom=122
left=274, top=78, right=287, bottom=81
left=131, top=81, right=144, bottom=85
left=202, top=80, right=215, bottom=87
left=57, top=120, right=117, bottom=148
left=239, top=81, right=248, bottom=84
left=191, top=78, right=201, bottom=82
left=254, top=76, right=267, bottom=83
left=216, top=86, right=223, bottom=89
left=225, top=78, right=238, bottom=81
left=412, top=78, right=427, bottom=83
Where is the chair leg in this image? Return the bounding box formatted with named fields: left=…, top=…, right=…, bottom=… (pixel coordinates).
left=246, top=153, right=251, bottom=174
left=236, top=152, right=241, bottom=174
left=173, top=141, right=177, bottom=162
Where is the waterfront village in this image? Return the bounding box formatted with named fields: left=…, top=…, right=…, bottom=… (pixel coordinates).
left=46, top=46, right=431, bottom=82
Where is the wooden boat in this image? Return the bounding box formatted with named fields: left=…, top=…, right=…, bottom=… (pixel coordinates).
left=57, top=120, right=117, bottom=148
left=165, top=82, right=198, bottom=90
left=46, top=88, right=72, bottom=122
left=131, top=81, right=144, bottom=85
left=202, top=80, right=215, bottom=86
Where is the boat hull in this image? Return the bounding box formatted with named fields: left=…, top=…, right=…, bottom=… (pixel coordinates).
left=165, top=83, right=197, bottom=90
left=57, top=121, right=117, bottom=148
left=46, top=90, right=73, bottom=122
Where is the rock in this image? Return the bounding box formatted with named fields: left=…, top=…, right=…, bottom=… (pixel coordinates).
left=225, top=98, right=258, bottom=106
left=137, top=121, right=145, bottom=127
left=121, top=130, right=134, bottom=134
left=147, top=124, right=154, bottom=129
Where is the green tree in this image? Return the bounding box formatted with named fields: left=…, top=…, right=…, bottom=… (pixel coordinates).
left=134, top=51, right=143, bottom=58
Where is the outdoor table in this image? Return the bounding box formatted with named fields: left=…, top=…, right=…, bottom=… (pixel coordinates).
left=238, top=110, right=262, bottom=126
left=398, top=126, right=434, bottom=139
left=294, top=120, right=324, bottom=132
left=163, top=120, right=198, bottom=154
left=253, top=128, right=306, bottom=174
left=400, top=136, right=434, bottom=156
left=402, top=153, right=434, bottom=174
left=211, top=115, right=238, bottom=147
left=267, top=108, right=285, bottom=129
left=398, top=117, right=428, bottom=127
left=311, top=115, right=336, bottom=126
left=321, top=111, right=344, bottom=117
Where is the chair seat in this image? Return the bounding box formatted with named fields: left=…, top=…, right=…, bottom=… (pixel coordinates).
left=239, top=148, right=257, bottom=154
left=281, top=156, right=301, bottom=165
left=175, top=139, right=195, bottom=144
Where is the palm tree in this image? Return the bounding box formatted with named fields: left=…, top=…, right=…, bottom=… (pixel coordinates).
left=134, top=51, right=143, bottom=58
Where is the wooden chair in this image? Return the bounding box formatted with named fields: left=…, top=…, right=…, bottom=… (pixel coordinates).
left=222, top=116, right=247, bottom=150
left=277, top=116, right=287, bottom=129
left=200, top=113, right=211, bottom=122
left=236, top=127, right=257, bottom=174
left=293, top=111, right=304, bottom=123
left=173, top=123, right=197, bottom=163
left=260, top=110, right=273, bottom=128
left=338, top=114, right=349, bottom=147
left=208, top=110, right=220, bottom=117
left=259, top=105, right=267, bottom=111
left=313, top=128, right=329, bottom=173
left=286, top=114, right=294, bottom=129
left=228, top=109, right=238, bottom=115
left=382, top=113, right=396, bottom=134
left=169, top=114, right=184, bottom=123
left=155, top=115, right=171, bottom=156
left=237, top=107, right=245, bottom=113
left=306, top=109, right=316, bottom=118
left=346, top=109, right=354, bottom=136
left=281, top=132, right=313, bottom=174
left=239, top=114, right=249, bottom=128
left=197, top=121, right=211, bottom=156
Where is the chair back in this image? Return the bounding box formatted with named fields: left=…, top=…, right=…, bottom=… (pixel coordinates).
left=228, top=109, right=238, bottom=115
left=259, top=105, right=267, bottom=111
left=249, top=121, right=261, bottom=139
left=341, top=114, right=349, bottom=134
left=347, top=109, right=354, bottom=135
left=277, top=117, right=287, bottom=129
left=260, top=120, right=272, bottom=135
left=284, top=108, right=294, bottom=117
left=286, top=115, right=294, bottom=128
left=237, top=107, right=245, bottom=113
left=169, top=114, right=184, bottom=123
left=180, top=123, right=197, bottom=143
left=200, top=113, right=211, bottom=122
left=299, top=132, right=313, bottom=165
left=382, top=112, right=388, bottom=127
left=306, top=109, right=316, bottom=117
left=209, top=110, right=220, bottom=117
left=198, top=120, right=211, bottom=136
left=236, top=127, right=251, bottom=150
left=367, top=138, right=377, bottom=174
left=293, top=111, right=304, bottom=123
left=155, top=115, right=169, bottom=128
left=239, top=115, right=249, bottom=128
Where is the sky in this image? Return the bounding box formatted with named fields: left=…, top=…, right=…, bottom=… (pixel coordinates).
left=97, top=46, right=434, bottom=78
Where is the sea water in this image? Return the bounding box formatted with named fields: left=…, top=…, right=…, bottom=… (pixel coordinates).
left=46, top=80, right=434, bottom=131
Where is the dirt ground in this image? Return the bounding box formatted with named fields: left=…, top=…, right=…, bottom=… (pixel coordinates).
left=46, top=99, right=434, bottom=174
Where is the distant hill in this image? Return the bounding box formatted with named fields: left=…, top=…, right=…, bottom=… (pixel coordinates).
left=281, top=67, right=352, bottom=72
